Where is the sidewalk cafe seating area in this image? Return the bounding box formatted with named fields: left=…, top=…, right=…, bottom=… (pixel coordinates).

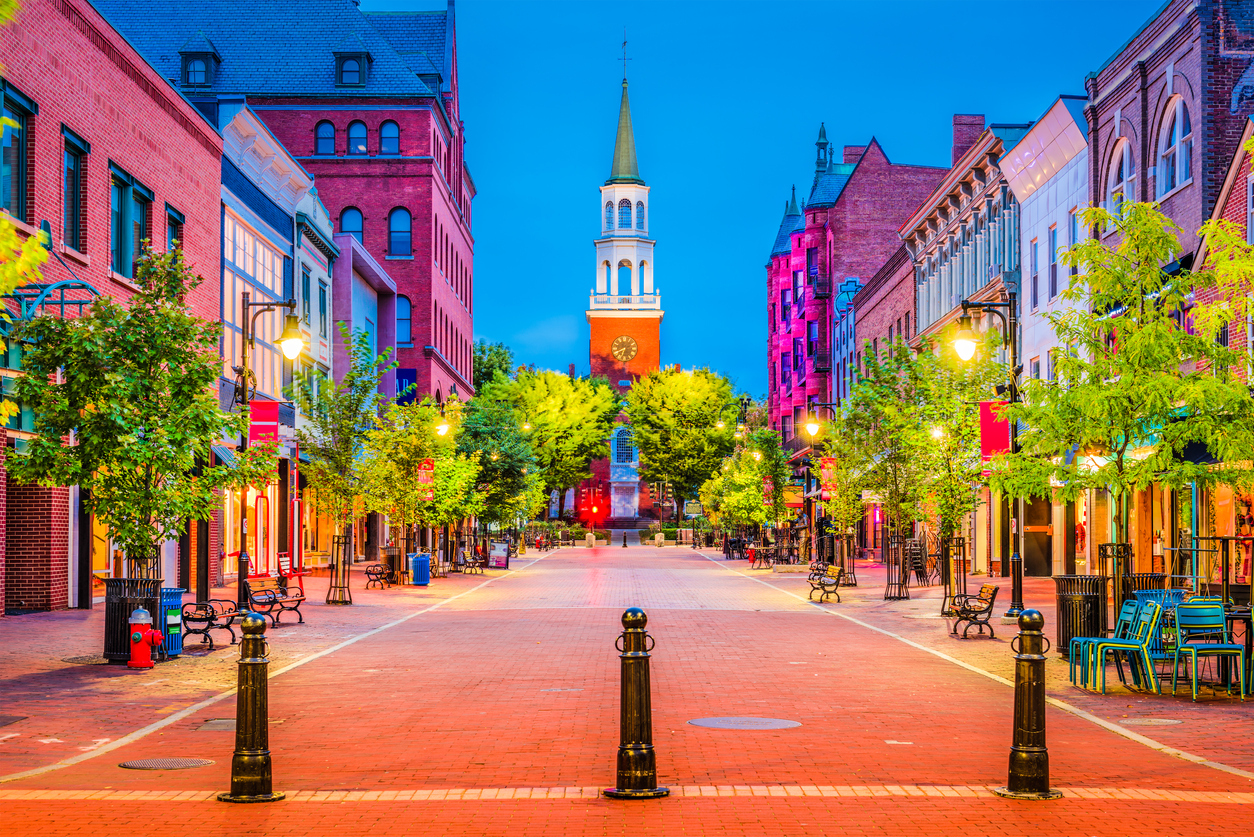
left=1067, top=590, right=1251, bottom=701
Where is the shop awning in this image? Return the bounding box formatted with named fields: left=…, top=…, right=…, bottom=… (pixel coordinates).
left=211, top=444, right=236, bottom=467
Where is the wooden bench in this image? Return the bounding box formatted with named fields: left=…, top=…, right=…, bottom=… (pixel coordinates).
left=245, top=576, right=306, bottom=626
left=181, top=599, right=241, bottom=649
left=365, top=564, right=390, bottom=589
left=950, top=584, right=999, bottom=639
left=809, top=566, right=845, bottom=604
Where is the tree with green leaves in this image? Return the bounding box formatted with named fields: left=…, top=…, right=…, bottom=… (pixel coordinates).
left=624, top=367, right=739, bottom=516
left=699, top=428, right=787, bottom=528
left=813, top=415, right=868, bottom=538
left=989, top=201, right=1254, bottom=554
left=472, top=339, right=515, bottom=392
left=10, top=246, right=276, bottom=564
left=289, top=323, right=395, bottom=602
left=456, top=397, right=536, bottom=525
left=482, top=369, right=619, bottom=515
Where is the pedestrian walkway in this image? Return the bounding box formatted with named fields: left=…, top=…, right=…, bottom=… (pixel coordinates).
left=1, top=545, right=1250, bottom=836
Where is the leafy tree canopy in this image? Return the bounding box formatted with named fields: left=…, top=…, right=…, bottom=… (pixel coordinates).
left=472, top=339, right=514, bottom=392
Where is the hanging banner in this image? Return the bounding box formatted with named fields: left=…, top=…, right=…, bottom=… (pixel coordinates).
left=818, top=457, right=838, bottom=491
left=417, top=457, right=435, bottom=501
left=248, top=400, right=280, bottom=447
left=762, top=475, right=774, bottom=507
left=980, top=400, right=1010, bottom=462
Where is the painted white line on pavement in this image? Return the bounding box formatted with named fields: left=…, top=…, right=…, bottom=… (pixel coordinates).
left=0, top=555, right=549, bottom=785
left=696, top=553, right=1254, bottom=783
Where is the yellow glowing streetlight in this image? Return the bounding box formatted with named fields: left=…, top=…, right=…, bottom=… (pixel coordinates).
left=953, top=314, right=978, bottom=362
left=931, top=426, right=945, bottom=440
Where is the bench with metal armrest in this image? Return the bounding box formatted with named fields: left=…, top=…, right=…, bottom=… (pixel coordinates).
left=365, top=564, right=390, bottom=589
left=181, top=599, right=242, bottom=649
left=808, top=566, right=845, bottom=604
left=950, top=583, right=999, bottom=639
left=245, top=576, right=306, bottom=626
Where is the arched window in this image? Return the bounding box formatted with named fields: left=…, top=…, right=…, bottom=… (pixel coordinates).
left=1107, top=138, right=1135, bottom=211
left=397, top=295, right=412, bottom=344
left=347, top=121, right=367, bottom=155
left=618, top=199, right=632, bottom=229
left=380, top=121, right=399, bottom=155
left=186, top=59, right=206, bottom=85
left=315, top=121, right=335, bottom=155
left=1158, top=98, right=1192, bottom=196
left=340, top=207, right=363, bottom=244
left=614, top=427, right=635, bottom=463
left=617, top=260, right=632, bottom=296
left=604, top=202, right=613, bottom=230
left=636, top=201, right=645, bottom=231
left=389, top=207, right=411, bottom=255
left=341, top=58, right=360, bottom=85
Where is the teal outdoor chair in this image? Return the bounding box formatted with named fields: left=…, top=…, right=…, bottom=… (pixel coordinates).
left=1171, top=602, right=1246, bottom=702
left=1090, top=602, right=1162, bottom=694
left=1070, top=600, right=1139, bottom=688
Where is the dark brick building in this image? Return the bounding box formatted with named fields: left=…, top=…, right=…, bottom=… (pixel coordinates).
left=0, top=0, right=223, bottom=611
left=95, top=0, right=475, bottom=401
left=765, top=129, right=945, bottom=444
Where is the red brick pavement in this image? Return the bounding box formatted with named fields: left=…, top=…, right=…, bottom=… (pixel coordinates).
left=1, top=546, right=1251, bottom=835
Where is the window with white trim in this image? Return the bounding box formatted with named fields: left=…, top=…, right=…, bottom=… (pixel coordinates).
left=1157, top=98, right=1192, bottom=197
left=1107, top=138, right=1135, bottom=212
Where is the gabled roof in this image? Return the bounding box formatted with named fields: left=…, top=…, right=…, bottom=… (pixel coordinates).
left=770, top=186, right=804, bottom=257
left=179, top=30, right=219, bottom=59
left=92, top=0, right=438, bottom=98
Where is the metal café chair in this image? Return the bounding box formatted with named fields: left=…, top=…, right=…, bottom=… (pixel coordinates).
left=1172, top=602, right=1246, bottom=702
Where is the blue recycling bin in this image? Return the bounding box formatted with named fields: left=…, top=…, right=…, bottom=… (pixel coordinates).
left=160, top=587, right=186, bottom=657
left=409, top=553, right=431, bottom=586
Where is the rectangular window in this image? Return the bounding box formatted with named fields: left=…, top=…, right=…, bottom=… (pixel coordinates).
left=1046, top=350, right=1056, bottom=381
left=1030, top=239, right=1039, bottom=311
left=318, top=280, right=328, bottom=338
left=1031, top=357, right=1040, bottom=379
left=301, top=267, right=312, bottom=324
left=1048, top=226, right=1058, bottom=299
left=793, top=270, right=805, bottom=311
left=780, top=289, right=791, bottom=322
left=887, top=326, right=893, bottom=344
left=807, top=320, right=819, bottom=356
left=165, top=204, right=184, bottom=253
left=109, top=165, right=153, bottom=278
left=110, top=178, right=123, bottom=272
left=2, top=99, right=28, bottom=221
left=131, top=193, right=149, bottom=275
left=806, top=247, right=818, bottom=275
left=63, top=145, right=82, bottom=250
left=1069, top=208, right=1080, bottom=276
left=904, top=312, right=910, bottom=338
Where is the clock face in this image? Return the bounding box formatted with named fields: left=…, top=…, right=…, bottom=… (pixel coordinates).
left=611, top=335, right=639, bottom=362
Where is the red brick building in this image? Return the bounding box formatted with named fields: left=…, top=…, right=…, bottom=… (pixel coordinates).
left=851, top=246, right=912, bottom=373
left=766, top=128, right=945, bottom=443
left=95, top=0, right=475, bottom=401
left=0, top=0, right=222, bottom=611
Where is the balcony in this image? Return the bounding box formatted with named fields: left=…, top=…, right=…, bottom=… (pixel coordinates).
left=809, top=274, right=831, bottom=299
left=588, top=292, right=662, bottom=311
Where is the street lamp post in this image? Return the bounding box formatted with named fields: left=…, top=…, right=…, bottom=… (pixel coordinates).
left=233, top=291, right=304, bottom=610
left=802, top=402, right=840, bottom=564
left=953, top=291, right=1022, bottom=617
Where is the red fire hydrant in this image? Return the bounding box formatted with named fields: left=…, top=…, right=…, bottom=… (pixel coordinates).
left=128, top=606, right=163, bottom=670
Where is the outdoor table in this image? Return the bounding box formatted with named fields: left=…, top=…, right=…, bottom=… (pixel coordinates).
left=1224, top=608, right=1252, bottom=695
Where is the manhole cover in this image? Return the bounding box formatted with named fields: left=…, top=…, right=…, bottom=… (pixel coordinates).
left=0, top=715, right=27, bottom=728
left=198, top=719, right=235, bottom=731
left=688, top=717, right=801, bottom=730
left=1118, top=718, right=1183, bottom=726
left=120, top=758, right=214, bottom=770
left=62, top=655, right=110, bottom=665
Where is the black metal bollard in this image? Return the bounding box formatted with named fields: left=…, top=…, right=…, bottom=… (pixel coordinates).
left=623, top=532, right=628, bottom=549
left=993, top=609, right=1061, bottom=800
left=218, top=613, right=284, bottom=803
left=603, top=608, right=669, bottom=799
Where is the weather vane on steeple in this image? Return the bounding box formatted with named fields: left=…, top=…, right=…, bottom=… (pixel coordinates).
left=621, top=28, right=631, bottom=81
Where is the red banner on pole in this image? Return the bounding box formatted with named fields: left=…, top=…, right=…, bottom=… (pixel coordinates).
left=818, top=457, right=837, bottom=491
left=417, top=457, right=435, bottom=501
left=980, top=400, right=1010, bottom=462
left=248, top=400, right=280, bottom=447
left=762, top=475, right=774, bottom=507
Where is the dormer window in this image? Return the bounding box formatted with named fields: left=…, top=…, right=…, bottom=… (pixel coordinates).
left=178, top=32, right=220, bottom=88
left=341, top=58, right=360, bottom=85
left=186, top=59, right=206, bottom=85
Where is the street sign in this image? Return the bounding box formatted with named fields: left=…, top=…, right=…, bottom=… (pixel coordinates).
left=683, top=501, right=703, bottom=515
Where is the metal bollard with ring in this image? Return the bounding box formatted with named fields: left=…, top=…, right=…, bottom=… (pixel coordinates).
left=604, top=607, right=669, bottom=799
left=623, top=532, right=628, bottom=549
left=218, top=612, right=284, bottom=803
left=994, top=609, right=1062, bottom=800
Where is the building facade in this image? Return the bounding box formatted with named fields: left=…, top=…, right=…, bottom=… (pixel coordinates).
left=94, top=0, right=474, bottom=402
left=1000, top=96, right=1090, bottom=579
left=0, top=0, right=222, bottom=612
left=766, top=128, right=945, bottom=445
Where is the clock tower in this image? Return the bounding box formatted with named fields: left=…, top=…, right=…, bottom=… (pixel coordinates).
left=588, top=78, right=661, bottom=392
left=584, top=76, right=661, bottom=526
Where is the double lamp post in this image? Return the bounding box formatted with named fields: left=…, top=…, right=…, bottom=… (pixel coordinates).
left=232, top=291, right=306, bottom=609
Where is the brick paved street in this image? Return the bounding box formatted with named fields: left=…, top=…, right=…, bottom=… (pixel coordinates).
left=1, top=545, right=1252, bottom=835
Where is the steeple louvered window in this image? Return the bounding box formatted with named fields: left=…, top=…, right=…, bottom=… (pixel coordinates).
left=618, top=199, right=632, bottom=229
left=604, top=202, right=613, bottom=230
left=636, top=202, right=644, bottom=231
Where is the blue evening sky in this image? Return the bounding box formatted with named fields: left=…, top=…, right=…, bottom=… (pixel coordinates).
left=362, top=0, right=1163, bottom=395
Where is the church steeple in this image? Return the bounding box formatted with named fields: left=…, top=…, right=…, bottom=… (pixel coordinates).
left=607, top=80, right=643, bottom=185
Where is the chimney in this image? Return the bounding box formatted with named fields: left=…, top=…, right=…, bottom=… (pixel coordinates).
left=951, top=114, right=985, bottom=165
left=843, top=145, right=865, bottom=164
